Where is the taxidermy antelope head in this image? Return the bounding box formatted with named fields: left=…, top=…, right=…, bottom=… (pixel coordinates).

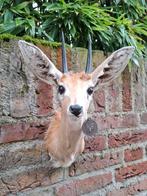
left=18, top=33, right=134, bottom=168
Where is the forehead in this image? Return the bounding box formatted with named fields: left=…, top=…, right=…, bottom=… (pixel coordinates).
left=59, top=72, right=92, bottom=87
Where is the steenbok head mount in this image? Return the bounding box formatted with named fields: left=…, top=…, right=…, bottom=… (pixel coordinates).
left=18, top=34, right=134, bottom=167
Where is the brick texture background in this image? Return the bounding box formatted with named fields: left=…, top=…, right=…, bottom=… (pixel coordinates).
left=0, top=39, right=147, bottom=196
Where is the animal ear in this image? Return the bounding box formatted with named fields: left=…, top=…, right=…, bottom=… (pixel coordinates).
left=91, top=46, right=135, bottom=87
left=18, top=40, right=62, bottom=83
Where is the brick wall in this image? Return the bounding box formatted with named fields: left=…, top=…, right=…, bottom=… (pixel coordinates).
left=0, top=39, right=147, bottom=196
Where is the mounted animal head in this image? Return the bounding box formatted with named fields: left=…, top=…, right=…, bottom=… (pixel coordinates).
left=18, top=34, right=134, bottom=127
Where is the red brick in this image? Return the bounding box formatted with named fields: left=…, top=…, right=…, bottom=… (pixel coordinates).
left=37, top=45, right=52, bottom=60
left=145, top=81, right=147, bottom=110
left=0, top=140, right=49, bottom=171
left=56, top=48, right=62, bottom=70
left=67, top=48, right=72, bottom=70
left=122, top=67, right=132, bottom=112
left=56, top=172, right=112, bottom=196
left=93, top=89, right=105, bottom=112
left=38, top=45, right=61, bottom=69
left=10, top=96, right=31, bottom=118
left=94, top=113, right=138, bottom=131
left=133, top=67, right=144, bottom=111
left=108, top=188, right=128, bottom=196
left=36, top=80, right=53, bottom=116
left=56, top=47, right=72, bottom=70
left=84, top=136, right=106, bottom=152
left=115, top=161, right=147, bottom=182
left=0, top=166, right=63, bottom=195
left=69, top=151, right=122, bottom=176
left=124, top=147, right=143, bottom=162
left=0, top=121, right=49, bottom=144
left=140, top=112, right=147, bottom=124
left=108, top=178, right=147, bottom=196
left=107, top=79, right=121, bottom=113
left=108, top=129, right=147, bottom=148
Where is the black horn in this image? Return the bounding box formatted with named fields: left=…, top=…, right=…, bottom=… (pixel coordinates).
left=85, top=34, right=92, bottom=73
left=61, top=30, right=68, bottom=73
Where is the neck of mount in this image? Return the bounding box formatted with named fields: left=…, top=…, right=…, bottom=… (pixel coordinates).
left=59, top=112, right=87, bottom=146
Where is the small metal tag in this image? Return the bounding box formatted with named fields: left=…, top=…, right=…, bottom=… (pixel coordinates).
left=82, top=118, right=97, bottom=136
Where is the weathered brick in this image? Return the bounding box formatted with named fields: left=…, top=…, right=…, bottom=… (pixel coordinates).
left=146, top=145, right=147, bottom=156
left=107, top=79, right=121, bottom=113
left=124, top=147, right=143, bottom=162
left=9, top=84, right=31, bottom=119
left=16, top=186, right=54, bottom=196
left=0, top=166, right=63, bottom=195
left=122, top=67, right=132, bottom=112
left=108, top=129, right=147, bottom=148
left=69, top=151, right=122, bottom=176
left=0, top=179, right=9, bottom=196
left=1, top=39, right=147, bottom=196
left=0, top=120, right=49, bottom=144
left=67, top=48, right=72, bottom=70
left=37, top=45, right=52, bottom=60
left=36, top=80, right=53, bottom=116
left=140, top=112, right=147, bottom=124
left=94, top=113, right=139, bottom=131
left=84, top=135, right=106, bottom=153
left=115, top=161, right=147, bottom=182
left=0, top=140, right=49, bottom=171
left=10, top=95, right=31, bottom=118
left=133, top=67, right=145, bottom=111
left=108, top=178, right=147, bottom=196
left=72, top=47, right=87, bottom=71
left=92, top=50, right=106, bottom=68
left=93, top=89, right=105, bottom=112
left=38, top=44, right=61, bottom=70
left=56, top=48, right=62, bottom=70
left=55, top=172, right=112, bottom=196
left=56, top=47, right=72, bottom=70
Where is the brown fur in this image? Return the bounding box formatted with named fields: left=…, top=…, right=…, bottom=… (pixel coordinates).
left=44, top=110, right=85, bottom=167
left=60, top=72, right=91, bottom=82
left=44, top=72, right=89, bottom=167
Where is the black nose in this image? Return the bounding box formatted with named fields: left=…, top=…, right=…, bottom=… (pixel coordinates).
left=69, top=105, right=83, bottom=117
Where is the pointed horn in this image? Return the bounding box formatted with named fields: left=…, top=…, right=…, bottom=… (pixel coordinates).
left=85, top=34, right=92, bottom=73
left=61, top=30, right=68, bottom=73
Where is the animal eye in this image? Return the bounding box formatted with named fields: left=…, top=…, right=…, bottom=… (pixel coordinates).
left=58, top=85, right=65, bottom=95
left=87, top=87, right=94, bottom=95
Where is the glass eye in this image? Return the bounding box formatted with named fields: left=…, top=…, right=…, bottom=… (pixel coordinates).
left=58, top=85, right=65, bottom=95
left=87, top=87, right=94, bottom=95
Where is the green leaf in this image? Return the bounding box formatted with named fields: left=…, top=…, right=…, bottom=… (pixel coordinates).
left=4, top=10, right=13, bottom=23
left=12, top=2, right=30, bottom=10
left=27, top=18, right=36, bottom=36
left=15, top=18, right=25, bottom=26
left=0, top=0, right=5, bottom=10
left=0, top=22, right=15, bottom=33
left=0, top=0, right=146, bottom=64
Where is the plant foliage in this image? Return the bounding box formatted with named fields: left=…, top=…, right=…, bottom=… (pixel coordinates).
left=0, top=0, right=146, bottom=65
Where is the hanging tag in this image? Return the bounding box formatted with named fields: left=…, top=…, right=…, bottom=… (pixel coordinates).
left=82, top=118, right=97, bottom=136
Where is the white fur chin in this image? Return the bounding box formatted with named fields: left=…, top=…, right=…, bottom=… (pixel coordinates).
left=70, top=114, right=82, bottom=120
